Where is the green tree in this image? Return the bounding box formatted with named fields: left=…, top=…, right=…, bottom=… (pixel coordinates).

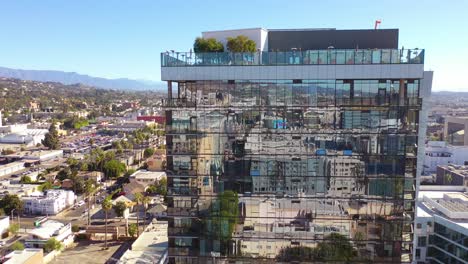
left=43, top=238, right=63, bottom=253
left=128, top=223, right=138, bottom=237
left=8, top=223, right=20, bottom=235
left=11, top=241, right=24, bottom=251
left=133, top=193, right=143, bottom=237
left=204, top=190, right=239, bottom=256
left=42, top=123, right=60, bottom=150
left=84, top=179, right=97, bottom=225
left=103, top=159, right=126, bottom=179
left=112, top=141, right=124, bottom=154
left=0, top=194, right=24, bottom=215
left=143, top=147, right=155, bottom=159
left=194, top=37, right=224, bottom=52
left=315, top=233, right=357, bottom=261
left=226, top=35, right=256, bottom=52
left=101, top=197, right=113, bottom=249
left=113, top=201, right=127, bottom=219
left=141, top=195, right=151, bottom=228
left=57, top=167, right=72, bottom=181
left=20, top=175, right=32, bottom=184
left=71, top=225, right=80, bottom=232
left=38, top=181, right=53, bottom=192
left=147, top=178, right=167, bottom=196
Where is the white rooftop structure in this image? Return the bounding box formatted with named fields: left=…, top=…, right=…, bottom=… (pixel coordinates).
left=131, top=170, right=166, bottom=184
left=414, top=186, right=468, bottom=263
left=4, top=248, right=43, bottom=264
left=119, top=221, right=168, bottom=264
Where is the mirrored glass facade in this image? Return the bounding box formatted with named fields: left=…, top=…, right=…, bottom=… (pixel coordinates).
left=164, top=74, right=424, bottom=263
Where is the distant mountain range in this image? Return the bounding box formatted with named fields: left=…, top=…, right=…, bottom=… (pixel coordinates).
left=0, top=66, right=165, bottom=91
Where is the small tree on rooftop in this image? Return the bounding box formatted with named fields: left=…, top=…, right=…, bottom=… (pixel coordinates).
left=226, top=35, right=256, bottom=52
left=194, top=37, right=224, bottom=52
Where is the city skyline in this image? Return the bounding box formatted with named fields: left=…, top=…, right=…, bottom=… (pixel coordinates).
left=0, top=0, right=466, bottom=91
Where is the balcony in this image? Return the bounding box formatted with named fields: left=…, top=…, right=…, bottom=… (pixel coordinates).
left=162, top=49, right=424, bottom=67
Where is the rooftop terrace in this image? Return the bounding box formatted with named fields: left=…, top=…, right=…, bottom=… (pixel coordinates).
left=162, top=49, right=424, bottom=67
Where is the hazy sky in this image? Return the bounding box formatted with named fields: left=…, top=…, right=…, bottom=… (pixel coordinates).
left=0, top=0, right=467, bottom=91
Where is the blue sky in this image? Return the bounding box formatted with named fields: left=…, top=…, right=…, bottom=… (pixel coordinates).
left=0, top=0, right=466, bottom=91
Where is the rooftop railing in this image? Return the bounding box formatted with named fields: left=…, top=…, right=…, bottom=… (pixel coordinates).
left=161, top=49, right=424, bottom=67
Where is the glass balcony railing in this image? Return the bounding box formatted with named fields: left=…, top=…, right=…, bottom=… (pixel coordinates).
left=161, top=49, right=424, bottom=67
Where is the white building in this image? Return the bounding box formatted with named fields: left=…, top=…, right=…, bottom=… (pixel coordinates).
left=0, top=216, right=10, bottom=236
left=119, top=221, right=168, bottom=264
left=0, top=162, right=25, bottom=177
left=131, top=170, right=166, bottom=185
left=423, top=141, right=468, bottom=174
left=23, top=190, right=75, bottom=215
left=2, top=149, right=63, bottom=162
left=25, top=220, right=73, bottom=249
left=3, top=248, right=44, bottom=264
left=414, top=185, right=468, bottom=263
left=0, top=180, right=40, bottom=198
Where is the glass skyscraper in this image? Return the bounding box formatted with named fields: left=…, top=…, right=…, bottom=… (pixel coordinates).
left=162, top=28, right=433, bottom=263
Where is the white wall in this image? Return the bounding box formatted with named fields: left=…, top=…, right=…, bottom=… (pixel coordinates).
left=0, top=217, right=10, bottom=235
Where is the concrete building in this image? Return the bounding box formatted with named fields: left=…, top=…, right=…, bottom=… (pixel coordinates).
left=423, top=141, right=468, bottom=174
left=0, top=161, right=25, bottom=177
left=0, top=180, right=41, bottom=198
left=436, top=164, right=468, bottom=186
left=25, top=220, right=73, bottom=249
left=445, top=116, right=468, bottom=146
left=163, top=27, right=432, bottom=263
left=23, top=190, right=75, bottom=215
left=4, top=249, right=44, bottom=264
left=77, top=171, right=103, bottom=183
left=119, top=221, right=168, bottom=264
left=2, top=149, right=63, bottom=162
left=414, top=186, right=468, bottom=263
left=131, top=170, right=166, bottom=185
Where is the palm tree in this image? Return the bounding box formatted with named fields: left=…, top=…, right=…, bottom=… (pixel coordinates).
left=141, top=195, right=151, bottom=229
left=101, top=198, right=113, bottom=249
left=84, top=179, right=97, bottom=226
left=133, top=193, right=143, bottom=236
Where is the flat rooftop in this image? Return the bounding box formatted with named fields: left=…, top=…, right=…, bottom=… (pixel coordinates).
left=4, top=249, right=43, bottom=264
left=131, top=170, right=166, bottom=180
left=119, top=221, right=168, bottom=264
left=418, top=189, right=468, bottom=233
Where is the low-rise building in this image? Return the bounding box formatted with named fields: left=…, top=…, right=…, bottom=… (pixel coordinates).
left=0, top=180, right=41, bottom=198
left=77, top=171, right=103, bottom=183
left=424, top=141, right=468, bottom=175
left=119, top=221, right=168, bottom=264
left=414, top=185, right=468, bottom=263
left=0, top=161, right=25, bottom=177
left=2, top=149, right=63, bottom=162
left=130, top=170, right=166, bottom=185
left=23, top=190, right=75, bottom=215
left=4, top=248, right=44, bottom=264
left=25, top=220, right=73, bottom=249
